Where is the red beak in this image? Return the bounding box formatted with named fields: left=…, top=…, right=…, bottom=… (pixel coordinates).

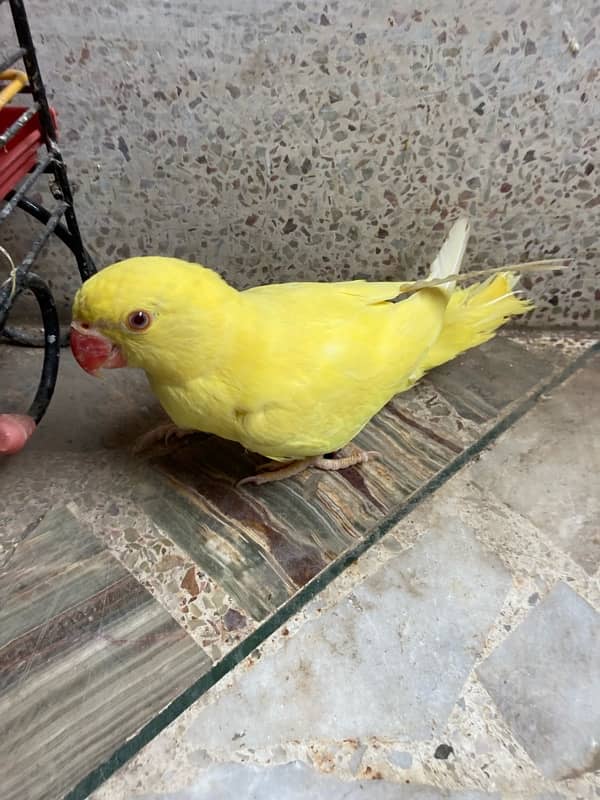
left=70, top=322, right=127, bottom=375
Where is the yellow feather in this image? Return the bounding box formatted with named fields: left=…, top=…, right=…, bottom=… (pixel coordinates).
left=71, top=223, right=535, bottom=462
left=421, top=272, right=533, bottom=373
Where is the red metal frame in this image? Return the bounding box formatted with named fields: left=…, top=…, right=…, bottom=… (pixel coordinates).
left=0, top=105, right=58, bottom=198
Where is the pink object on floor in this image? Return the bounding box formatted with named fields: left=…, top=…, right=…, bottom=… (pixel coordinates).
left=0, top=414, right=36, bottom=454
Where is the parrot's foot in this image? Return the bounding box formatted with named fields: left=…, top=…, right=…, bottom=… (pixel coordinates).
left=238, top=447, right=380, bottom=487
left=132, top=422, right=195, bottom=454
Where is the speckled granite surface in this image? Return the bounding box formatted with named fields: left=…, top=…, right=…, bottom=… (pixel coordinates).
left=0, top=0, right=598, bottom=326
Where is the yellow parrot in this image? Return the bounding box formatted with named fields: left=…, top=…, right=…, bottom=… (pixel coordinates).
left=70, top=218, right=532, bottom=484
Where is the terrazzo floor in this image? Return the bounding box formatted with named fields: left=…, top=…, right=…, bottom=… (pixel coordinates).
left=0, top=330, right=598, bottom=799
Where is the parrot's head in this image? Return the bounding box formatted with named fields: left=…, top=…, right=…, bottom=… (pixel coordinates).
left=70, top=256, right=236, bottom=381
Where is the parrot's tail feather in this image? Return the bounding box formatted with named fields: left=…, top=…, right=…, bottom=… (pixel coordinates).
left=421, top=271, right=533, bottom=372
left=427, top=217, right=470, bottom=292
left=403, top=258, right=568, bottom=295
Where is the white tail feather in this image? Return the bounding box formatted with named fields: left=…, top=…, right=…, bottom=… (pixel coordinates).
left=428, top=217, right=470, bottom=290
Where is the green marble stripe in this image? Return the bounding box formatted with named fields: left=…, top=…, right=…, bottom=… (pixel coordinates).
left=157, top=441, right=349, bottom=581
left=241, top=480, right=361, bottom=565
left=343, top=407, right=460, bottom=515
left=136, top=470, right=293, bottom=620
left=0, top=573, right=148, bottom=693
left=0, top=507, right=210, bottom=800
left=1, top=508, right=114, bottom=651
left=1, top=604, right=209, bottom=800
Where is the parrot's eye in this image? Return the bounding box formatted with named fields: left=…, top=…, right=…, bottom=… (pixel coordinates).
left=126, top=310, right=152, bottom=331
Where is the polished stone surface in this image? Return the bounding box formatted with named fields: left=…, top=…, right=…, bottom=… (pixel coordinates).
left=478, top=582, right=600, bottom=780
left=0, top=507, right=210, bottom=800
left=183, top=525, right=511, bottom=746
left=473, top=352, right=600, bottom=575
left=135, top=761, right=501, bottom=800
left=0, top=331, right=596, bottom=800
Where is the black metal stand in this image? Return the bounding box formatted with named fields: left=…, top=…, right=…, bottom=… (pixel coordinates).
left=0, top=0, right=95, bottom=425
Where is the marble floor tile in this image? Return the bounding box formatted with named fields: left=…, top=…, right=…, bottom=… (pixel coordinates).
left=472, top=352, right=600, bottom=575
left=0, top=507, right=209, bottom=800
left=182, top=524, right=511, bottom=747
left=426, top=337, right=560, bottom=424
left=134, top=761, right=501, bottom=800
left=477, top=582, right=600, bottom=780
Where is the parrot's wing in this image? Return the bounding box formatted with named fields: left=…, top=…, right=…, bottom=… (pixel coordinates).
left=244, top=279, right=408, bottom=309
left=337, top=280, right=412, bottom=305
left=229, top=288, right=449, bottom=460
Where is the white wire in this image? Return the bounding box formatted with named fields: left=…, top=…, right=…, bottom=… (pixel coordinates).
left=0, top=244, right=17, bottom=302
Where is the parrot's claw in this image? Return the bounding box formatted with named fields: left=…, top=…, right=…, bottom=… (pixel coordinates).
left=238, top=447, right=380, bottom=487
left=315, top=448, right=380, bottom=471
left=132, top=422, right=196, bottom=454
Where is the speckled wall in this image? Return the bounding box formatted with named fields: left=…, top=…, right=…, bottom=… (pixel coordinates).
left=1, top=0, right=598, bottom=326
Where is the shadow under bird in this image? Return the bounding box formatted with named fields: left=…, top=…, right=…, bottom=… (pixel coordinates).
left=69, top=218, right=558, bottom=485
